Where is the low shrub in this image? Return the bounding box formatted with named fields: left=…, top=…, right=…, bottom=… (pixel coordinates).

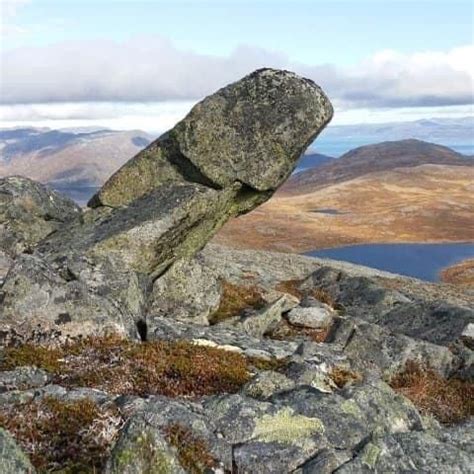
left=390, top=360, right=474, bottom=424
left=329, top=366, right=363, bottom=388
left=0, top=336, right=252, bottom=398
left=0, top=397, right=122, bottom=472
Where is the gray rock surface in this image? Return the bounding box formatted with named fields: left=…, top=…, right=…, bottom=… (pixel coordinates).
left=149, top=256, right=220, bottom=325
left=0, top=428, right=35, bottom=474
left=0, top=176, right=81, bottom=258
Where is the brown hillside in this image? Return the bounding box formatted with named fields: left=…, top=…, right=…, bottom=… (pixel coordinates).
left=215, top=164, right=474, bottom=252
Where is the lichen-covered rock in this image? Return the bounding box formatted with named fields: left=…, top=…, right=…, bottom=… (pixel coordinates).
left=329, top=316, right=458, bottom=377
left=0, top=253, right=145, bottom=343
left=0, top=176, right=81, bottom=258
left=0, top=366, right=50, bottom=393
left=243, top=370, right=296, bottom=400
left=92, top=68, right=333, bottom=207
left=149, top=256, right=220, bottom=325
left=235, top=295, right=296, bottom=338
left=337, top=431, right=473, bottom=473
left=106, top=397, right=228, bottom=474
left=78, top=69, right=332, bottom=277
left=0, top=428, right=35, bottom=473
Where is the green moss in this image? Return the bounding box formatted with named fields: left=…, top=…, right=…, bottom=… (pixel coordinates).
left=253, top=407, right=324, bottom=445
left=340, top=400, right=364, bottom=419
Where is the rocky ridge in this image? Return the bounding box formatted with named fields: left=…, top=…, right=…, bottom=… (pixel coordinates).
left=0, top=69, right=472, bottom=473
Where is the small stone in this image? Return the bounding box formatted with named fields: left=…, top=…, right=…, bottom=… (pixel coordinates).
left=461, top=323, right=474, bottom=348
left=287, top=306, right=333, bottom=329
left=239, top=295, right=294, bottom=338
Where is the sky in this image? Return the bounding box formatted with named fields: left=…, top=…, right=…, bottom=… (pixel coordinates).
left=0, top=0, right=473, bottom=132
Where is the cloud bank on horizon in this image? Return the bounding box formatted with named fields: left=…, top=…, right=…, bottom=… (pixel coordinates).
left=0, top=0, right=473, bottom=131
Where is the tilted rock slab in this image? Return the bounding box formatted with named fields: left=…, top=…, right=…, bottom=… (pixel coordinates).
left=0, top=68, right=332, bottom=341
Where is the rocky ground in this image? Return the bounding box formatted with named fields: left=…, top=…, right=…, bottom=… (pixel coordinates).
left=0, top=69, right=472, bottom=473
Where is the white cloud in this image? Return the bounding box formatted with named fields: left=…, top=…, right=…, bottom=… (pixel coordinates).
left=0, top=101, right=196, bottom=132
left=1, top=36, right=472, bottom=110
left=0, top=0, right=30, bottom=36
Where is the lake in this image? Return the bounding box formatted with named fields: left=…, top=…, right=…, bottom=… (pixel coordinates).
left=305, top=243, right=474, bottom=282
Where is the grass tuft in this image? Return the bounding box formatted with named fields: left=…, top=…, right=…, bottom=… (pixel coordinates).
left=329, top=366, right=363, bottom=388
left=390, top=360, right=474, bottom=424
left=209, top=280, right=266, bottom=324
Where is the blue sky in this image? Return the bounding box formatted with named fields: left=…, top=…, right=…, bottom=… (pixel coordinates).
left=1, top=0, right=473, bottom=131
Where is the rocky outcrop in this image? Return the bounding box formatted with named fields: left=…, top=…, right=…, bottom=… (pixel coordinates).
left=0, top=69, right=332, bottom=341
left=0, top=176, right=81, bottom=258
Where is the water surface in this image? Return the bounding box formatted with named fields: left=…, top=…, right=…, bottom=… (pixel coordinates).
left=306, top=243, right=474, bottom=281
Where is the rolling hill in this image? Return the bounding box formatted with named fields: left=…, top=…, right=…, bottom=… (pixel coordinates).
left=215, top=140, right=474, bottom=252
left=282, top=139, right=472, bottom=195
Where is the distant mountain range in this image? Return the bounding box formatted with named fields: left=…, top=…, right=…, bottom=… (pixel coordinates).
left=308, top=116, right=474, bottom=157
left=0, top=127, right=154, bottom=194
left=0, top=119, right=473, bottom=205
left=294, top=153, right=334, bottom=172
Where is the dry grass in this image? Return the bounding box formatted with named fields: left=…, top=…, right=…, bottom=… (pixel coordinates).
left=310, top=287, right=337, bottom=308
left=0, top=397, right=122, bottom=472
left=0, top=335, right=252, bottom=398
left=209, top=280, right=266, bottom=324
left=390, top=360, right=474, bottom=424
left=329, top=366, right=363, bottom=388
left=275, top=279, right=304, bottom=299
left=164, top=424, right=218, bottom=474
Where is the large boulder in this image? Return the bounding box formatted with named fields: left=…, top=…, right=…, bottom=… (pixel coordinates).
left=91, top=68, right=332, bottom=207
left=41, top=69, right=332, bottom=277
